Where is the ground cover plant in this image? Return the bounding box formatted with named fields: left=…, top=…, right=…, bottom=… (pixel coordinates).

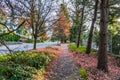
left=0, top=51, right=55, bottom=80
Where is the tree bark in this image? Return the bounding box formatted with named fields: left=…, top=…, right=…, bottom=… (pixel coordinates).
left=33, top=35, right=37, bottom=49
left=33, top=23, right=38, bottom=49
left=86, top=0, right=99, bottom=54
left=97, top=0, right=109, bottom=72
left=0, top=40, right=12, bottom=53
left=76, top=2, right=85, bottom=48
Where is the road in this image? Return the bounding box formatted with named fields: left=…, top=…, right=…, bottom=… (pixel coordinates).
left=0, top=42, right=58, bottom=54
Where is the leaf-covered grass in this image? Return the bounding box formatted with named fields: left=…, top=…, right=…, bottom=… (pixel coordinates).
left=0, top=51, right=55, bottom=80
left=68, top=43, right=97, bottom=53
left=46, top=46, right=59, bottom=50
left=73, top=51, right=120, bottom=80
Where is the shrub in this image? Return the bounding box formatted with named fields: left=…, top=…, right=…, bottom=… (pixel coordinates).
left=27, top=52, right=51, bottom=69
left=68, top=43, right=97, bottom=53
left=25, top=39, right=33, bottom=43
left=0, top=54, right=9, bottom=62
left=0, top=62, right=37, bottom=80
left=0, top=33, right=20, bottom=41
left=25, top=39, right=47, bottom=43
left=0, top=51, right=55, bottom=80
left=80, top=68, right=88, bottom=80
left=68, top=43, right=77, bottom=51
left=77, top=46, right=86, bottom=52
left=9, top=52, right=55, bottom=69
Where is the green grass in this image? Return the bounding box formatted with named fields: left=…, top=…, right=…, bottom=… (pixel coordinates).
left=0, top=51, right=55, bottom=80
left=68, top=43, right=97, bottom=53
left=80, top=68, right=88, bottom=80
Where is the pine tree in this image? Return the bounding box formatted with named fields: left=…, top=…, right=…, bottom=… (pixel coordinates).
left=97, top=0, right=109, bottom=72
left=86, top=0, right=99, bottom=54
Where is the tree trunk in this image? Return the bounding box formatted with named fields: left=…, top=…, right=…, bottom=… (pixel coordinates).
left=76, top=2, right=85, bottom=48
left=86, top=0, right=99, bottom=54
left=0, top=40, right=12, bottom=53
left=97, top=0, right=109, bottom=72
left=33, top=35, right=37, bottom=49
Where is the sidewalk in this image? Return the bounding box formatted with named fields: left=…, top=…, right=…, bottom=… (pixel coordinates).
left=45, top=44, right=81, bottom=80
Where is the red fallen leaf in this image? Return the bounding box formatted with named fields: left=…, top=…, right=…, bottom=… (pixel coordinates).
left=72, top=52, right=120, bottom=80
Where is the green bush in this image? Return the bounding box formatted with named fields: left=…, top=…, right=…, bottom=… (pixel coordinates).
left=25, top=39, right=47, bottom=43
left=68, top=43, right=97, bottom=53
left=27, top=52, right=51, bottom=69
left=68, top=43, right=77, bottom=51
left=0, top=33, right=20, bottom=41
left=25, top=39, right=33, bottom=43
left=80, top=68, right=88, bottom=80
left=77, top=46, right=86, bottom=52
left=0, top=62, right=36, bottom=80
left=9, top=52, right=55, bottom=69
left=0, top=54, right=9, bottom=62
left=0, top=51, right=55, bottom=80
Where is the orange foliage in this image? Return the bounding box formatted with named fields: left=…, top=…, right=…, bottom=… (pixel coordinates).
left=18, top=17, right=30, bottom=27
left=0, top=8, right=7, bottom=20
left=53, top=11, right=71, bottom=37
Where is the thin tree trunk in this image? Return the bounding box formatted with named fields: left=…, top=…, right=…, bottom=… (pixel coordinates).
left=0, top=40, right=12, bottom=53
left=33, top=23, right=38, bottom=49
left=33, top=35, right=37, bottom=49
left=86, top=0, right=99, bottom=54
left=76, top=2, right=85, bottom=48
left=97, top=0, right=109, bottom=72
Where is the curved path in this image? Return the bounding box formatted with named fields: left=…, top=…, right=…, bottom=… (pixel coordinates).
left=46, top=44, right=81, bottom=80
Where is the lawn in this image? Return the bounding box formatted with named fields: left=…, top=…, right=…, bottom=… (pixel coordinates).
left=68, top=43, right=97, bottom=53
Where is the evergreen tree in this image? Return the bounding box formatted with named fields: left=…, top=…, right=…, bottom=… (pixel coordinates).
left=97, top=0, right=109, bottom=72
left=86, top=0, right=99, bottom=54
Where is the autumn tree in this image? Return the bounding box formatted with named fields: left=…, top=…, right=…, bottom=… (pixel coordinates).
left=16, top=0, right=55, bottom=49
left=38, top=23, right=47, bottom=42
left=52, top=4, right=70, bottom=43
left=97, top=0, right=109, bottom=72
left=0, top=0, right=25, bottom=53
